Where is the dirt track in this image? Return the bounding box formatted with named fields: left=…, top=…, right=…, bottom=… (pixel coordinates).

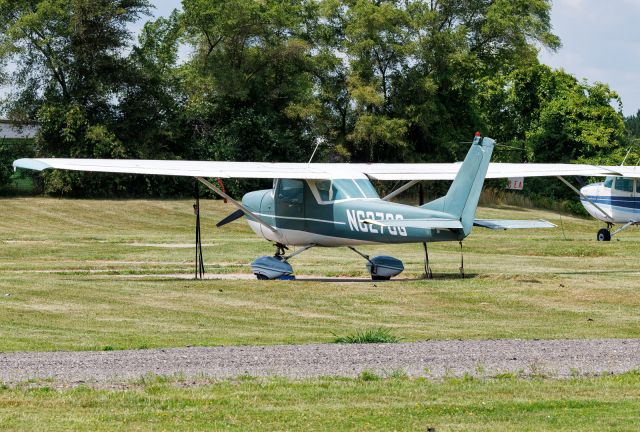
left=1, top=339, right=639, bottom=387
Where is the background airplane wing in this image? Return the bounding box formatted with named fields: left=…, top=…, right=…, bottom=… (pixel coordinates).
left=358, top=163, right=623, bottom=181
left=13, top=158, right=624, bottom=181
left=604, top=166, right=640, bottom=178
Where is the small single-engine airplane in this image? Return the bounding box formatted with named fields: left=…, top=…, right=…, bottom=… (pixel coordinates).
left=577, top=171, right=640, bottom=241
left=11, top=133, right=636, bottom=279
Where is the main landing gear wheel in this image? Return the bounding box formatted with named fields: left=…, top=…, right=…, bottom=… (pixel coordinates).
left=597, top=228, right=611, bottom=242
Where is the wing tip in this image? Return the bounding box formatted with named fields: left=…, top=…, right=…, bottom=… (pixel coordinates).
left=13, top=158, right=51, bottom=172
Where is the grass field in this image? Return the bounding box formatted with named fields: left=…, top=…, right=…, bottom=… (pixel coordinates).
left=1, top=197, right=639, bottom=351
left=1, top=373, right=640, bottom=431
left=1, top=197, right=640, bottom=430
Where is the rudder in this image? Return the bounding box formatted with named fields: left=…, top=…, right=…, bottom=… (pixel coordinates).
left=421, top=135, right=495, bottom=236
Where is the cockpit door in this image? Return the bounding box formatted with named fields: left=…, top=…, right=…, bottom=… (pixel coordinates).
left=611, top=177, right=636, bottom=221
left=274, top=179, right=305, bottom=230
left=633, top=178, right=640, bottom=221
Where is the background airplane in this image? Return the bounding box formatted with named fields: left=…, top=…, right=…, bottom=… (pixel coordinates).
left=578, top=169, right=640, bottom=241
left=12, top=134, right=634, bottom=279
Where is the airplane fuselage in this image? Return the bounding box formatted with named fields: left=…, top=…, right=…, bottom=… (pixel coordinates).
left=580, top=177, right=640, bottom=224
left=241, top=181, right=464, bottom=247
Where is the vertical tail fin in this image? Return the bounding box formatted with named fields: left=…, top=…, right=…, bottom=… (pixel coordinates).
left=421, top=135, right=495, bottom=236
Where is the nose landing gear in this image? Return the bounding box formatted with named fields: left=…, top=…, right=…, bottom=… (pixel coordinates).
left=597, top=227, right=611, bottom=242
left=251, top=243, right=315, bottom=280
left=597, top=220, right=638, bottom=241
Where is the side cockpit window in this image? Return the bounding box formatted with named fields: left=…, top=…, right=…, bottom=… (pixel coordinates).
left=603, top=177, right=613, bottom=188
left=277, top=179, right=304, bottom=204
left=614, top=177, right=634, bottom=193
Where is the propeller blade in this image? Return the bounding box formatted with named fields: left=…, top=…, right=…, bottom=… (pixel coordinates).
left=216, top=209, right=245, bottom=228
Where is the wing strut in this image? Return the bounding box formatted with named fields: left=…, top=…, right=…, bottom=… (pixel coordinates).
left=611, top=220, right=637, bottom=238
left=196, top=177, right=279, bottom=234
left=556, top=176, right=613, bottom=222
left=381, top=180, right=420, bottom=201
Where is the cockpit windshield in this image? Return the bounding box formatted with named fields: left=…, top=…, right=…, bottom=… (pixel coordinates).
left=310, top=179, right=379, bottom=203
left=603, top=177, right=614, bottom=188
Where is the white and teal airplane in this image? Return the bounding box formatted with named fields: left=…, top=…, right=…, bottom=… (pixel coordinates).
left=12, top=134, right=634, bottom=279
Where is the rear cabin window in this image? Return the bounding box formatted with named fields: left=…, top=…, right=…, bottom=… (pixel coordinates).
left=354, top=179, right=379, bottom=198
left=309, top=179, right=379, bottom=203
left=614, top=177, right=634, bottom=193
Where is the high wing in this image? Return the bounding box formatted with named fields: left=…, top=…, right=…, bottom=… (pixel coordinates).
left=12, top=158, right=625, bottom=180
left=12, top=158, right=369, bottom=180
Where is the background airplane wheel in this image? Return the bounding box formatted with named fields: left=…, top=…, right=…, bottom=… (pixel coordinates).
left=371, top=275, right=391, bottom=281
left=255, top=274, right=269, bottom=280
left=597, top=228, right=611, bottom=241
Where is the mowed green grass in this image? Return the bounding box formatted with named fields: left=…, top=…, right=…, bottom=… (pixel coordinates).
left=2, top=373, right=640, bottom=431
left=0, top=197, right=640, bottom=351
left=2, top=198, right=640, bottom=430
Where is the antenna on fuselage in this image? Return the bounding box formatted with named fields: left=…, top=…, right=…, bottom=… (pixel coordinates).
left=308, top=137, right=325, bottom=163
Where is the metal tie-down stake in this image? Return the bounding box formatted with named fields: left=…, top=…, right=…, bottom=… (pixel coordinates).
left=194, top=181, right=205, bottom=280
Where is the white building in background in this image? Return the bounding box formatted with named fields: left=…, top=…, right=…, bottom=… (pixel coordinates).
left=0, top=120, right=39, bottom=139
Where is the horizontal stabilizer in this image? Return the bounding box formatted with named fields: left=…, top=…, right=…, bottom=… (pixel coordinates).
left=473, top=219, right=556, bottom=230
left=363, top=218, right=464, bottom=230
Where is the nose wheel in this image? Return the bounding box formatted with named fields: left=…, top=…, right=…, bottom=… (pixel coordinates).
left=597, top=228, right=611, bottom=242
left=251, top=244, right=315, bottom=280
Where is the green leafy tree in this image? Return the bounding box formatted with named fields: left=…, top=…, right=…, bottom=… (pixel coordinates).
left=0, top=0, right=629, bottom=206
left=312, top=0, right=559, bottom=163
left=624, top=110, right=640, bottom=146
left=477, top=64, right=625, bottom=163
left=341, top=0, right=410, bottom=161
left=0, top=0, right=151, bottom=194
left=529, top=81, right=624, bottom=163
left=476, top=64, right=625, bottom=207
left=114, top=11, right=196, bottom=195
left=181, top=0, right=315, bottom=162
left=0, top=136, right=36, bottom=190
left=397, top=0, right=559, bottom=161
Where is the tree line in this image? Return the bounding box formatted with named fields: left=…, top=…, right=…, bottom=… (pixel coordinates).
left=0, top=0, right=634, bottom=198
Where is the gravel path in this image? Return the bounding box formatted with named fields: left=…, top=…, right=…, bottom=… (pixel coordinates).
left=1, top=339, right=639, bottom=387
